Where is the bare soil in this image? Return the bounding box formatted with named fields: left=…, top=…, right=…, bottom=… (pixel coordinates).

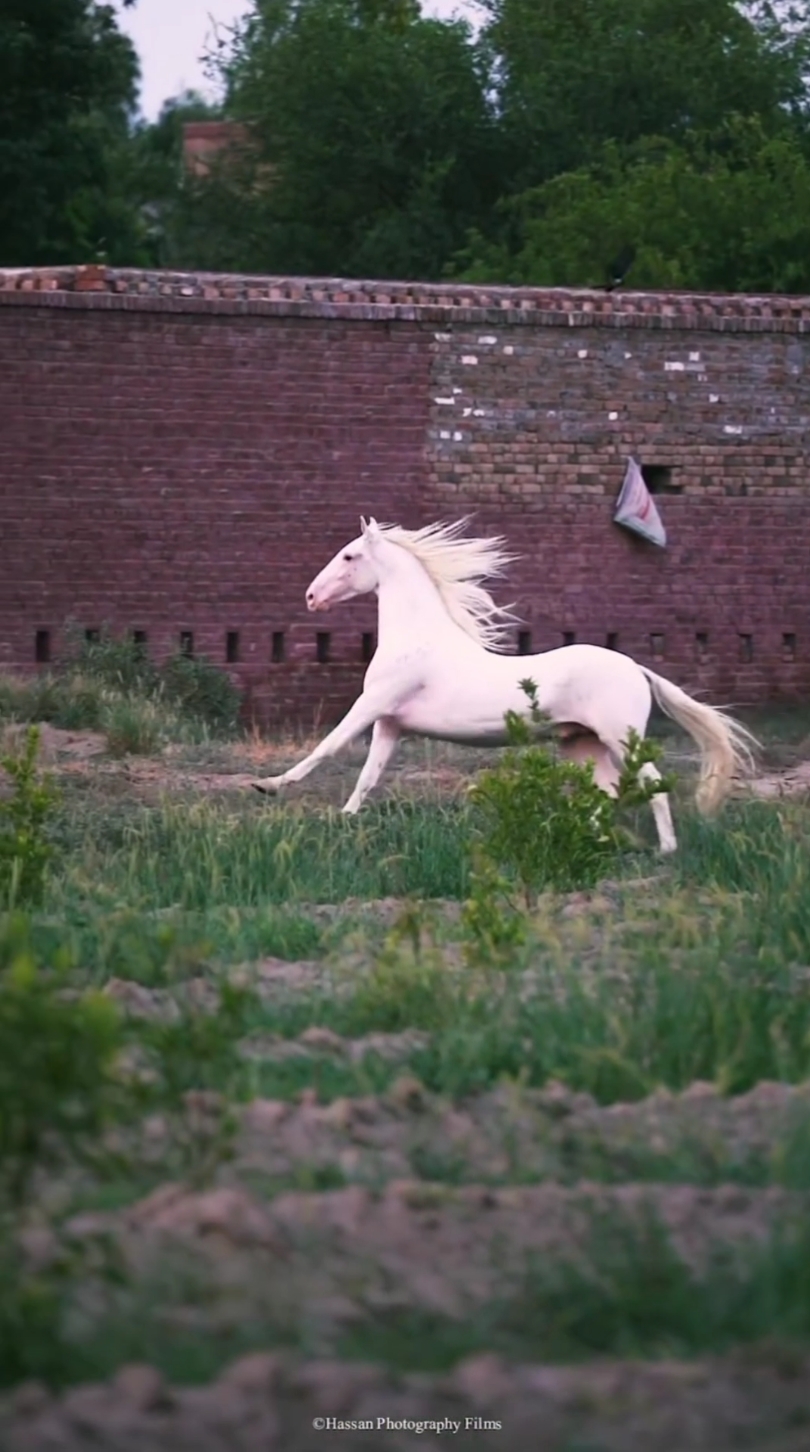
left=3, top=719, right=810, bottom=1449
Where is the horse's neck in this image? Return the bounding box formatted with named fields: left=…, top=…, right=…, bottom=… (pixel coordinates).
left=374, top=543, right=455, bottom=645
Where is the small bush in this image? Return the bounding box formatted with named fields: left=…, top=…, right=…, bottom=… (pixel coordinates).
left=468, top=679, right=671, bottom=903
left=460, top=850, right=527, bottom=969
left=101, top=694, right=180, bottom=757
left=65, top=625, right=159, bottom=696
left=0, top=627, right=241, bottom=742
left=0, top=673, right=107, bottom=732
left=0, top=916, right=126, bottom=1206
left=342, top=902, right=459, bottom=1033
left=0, top=725, right=59, bottom=906
left=159, top=652, right=240, bottom=733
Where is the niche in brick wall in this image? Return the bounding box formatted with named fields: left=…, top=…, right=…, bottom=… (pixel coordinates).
left=226, top=630, right=240, bottom=664
left=316, top=632, right=331, bottom=664
left=563, top=631, right=576, bottom=646
left=179, top=631, right=194, bottom=658
left=35, top=630, right=50, bottom=664
left=271, top=632, right=285, bottom=663
left=361, top=633, right=375, bottom=663
left=517, top=630, right=532, bottom=655
left=783, top=632, right=797, bottom=661
left=641, top=464, right=682, bottom=495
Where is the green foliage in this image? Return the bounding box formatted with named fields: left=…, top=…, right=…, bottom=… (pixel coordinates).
left=159, top=652, right=241, bottom=734
left=343, top=901, right=458, bottom=1032
left=66, top=625, right=159, bottom=695
left=476, top=0, right=808, bottom=192
left=0, top=916, right=126, bottom=1206
left=4, top=0, right=810, bottom=288
left=139, top=980, right=257, bottom=1103
left=467, top=679, right=671, bottom=903
left=0, top=628, right=241, bottom=743
left=459, top=849, right=526, bottom=969
left=0, top=727, right=59, bottom=906
left=0, top=0, right=145, bottom=266
left=56, top=794, right=468, bottom=909
left=123, top=90, right=225, bottom=269
left=101, top=696, right=171, bottom=758
left=458, top=117, right=810, bottom=293
left=180, top=0, right=504, bottom=279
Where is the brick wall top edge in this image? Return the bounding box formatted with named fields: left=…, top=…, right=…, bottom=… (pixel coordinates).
left=2, top=263, right=810, bottom=331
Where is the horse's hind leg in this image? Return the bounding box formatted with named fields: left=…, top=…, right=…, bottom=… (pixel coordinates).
left=638, top=760, right=677, bottom=854
left=557, top=728, right=621, bottom=793
left=559, top=728, right=677, bottom=854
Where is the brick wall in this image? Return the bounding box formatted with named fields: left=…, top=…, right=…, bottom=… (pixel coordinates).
left=1, top=264, right=809, bottom=725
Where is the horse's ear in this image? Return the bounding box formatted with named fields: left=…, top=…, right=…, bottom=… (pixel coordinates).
left=367, top=516, right=379, bottom=532
left=359, top=516, right=369, bottom=536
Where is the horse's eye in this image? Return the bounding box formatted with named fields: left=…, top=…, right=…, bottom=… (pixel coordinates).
left=343, top=553, right=353, bottom=562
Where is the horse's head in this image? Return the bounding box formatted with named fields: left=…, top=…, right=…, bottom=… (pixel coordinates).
left=306, top=517, right=382, bottom=612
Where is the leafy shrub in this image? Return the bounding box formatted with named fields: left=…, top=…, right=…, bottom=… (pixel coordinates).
left=343, top=902, right=459, bottom=1033
left=65, top=624, right=159, bottom=696
left=0, top=627, right=241, bottom=740
left=467, top=679, right=671, bottom=903
left=0, top=673, right=107, bottom=732
left=0, top=725, right=59, bottom=906
left=159, top=652, right=240, bottom=732
left=0, top=916, right=126, bottom=1206
left=101, top=694, right=180, bottom=757
left=459, top=850, right=527, bottom=969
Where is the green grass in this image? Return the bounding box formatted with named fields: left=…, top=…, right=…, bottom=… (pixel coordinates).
left=0, top=627, right=241, bottom=744
left=5, top=688, right=810, bottom=1408
left=48, top=794, right=471, bottom=911
left=6, top=1208, right=810, bottom=1388
left=337, top=1211, right=810, bottom=1372
left=27, top=905, right=327, bottom=986
left=21, top=789, right=810, bottom=1107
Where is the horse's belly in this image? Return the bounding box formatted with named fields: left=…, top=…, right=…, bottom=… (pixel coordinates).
left=402, top=722, right=509, bottom=747
left=395, top=691, right=510, bottom=746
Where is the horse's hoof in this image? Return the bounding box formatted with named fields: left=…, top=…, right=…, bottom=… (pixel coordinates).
left=251, top=777, right=281, bottom=795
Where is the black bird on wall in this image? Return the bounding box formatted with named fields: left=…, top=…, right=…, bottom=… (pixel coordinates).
left=604, top=245, right=636, bottom=291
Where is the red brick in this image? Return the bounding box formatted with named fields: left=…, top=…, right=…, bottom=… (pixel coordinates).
left=1, top=267, right=809, bottom=723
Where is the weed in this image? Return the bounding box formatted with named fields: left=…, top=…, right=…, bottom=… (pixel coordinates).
left=0, top=626, right=240, bottom=742
left=468, top=679, right=672, bottom=903
left=0, top=916, right=128, bottom=1206
left=0, top=725, right=59, bottom=906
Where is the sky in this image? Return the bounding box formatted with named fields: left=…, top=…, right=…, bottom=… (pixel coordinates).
left=115, top=0, right=481, bottom=122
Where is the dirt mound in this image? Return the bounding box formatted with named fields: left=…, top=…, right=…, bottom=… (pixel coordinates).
left=748, top=760, right=810, bottom=799
left=3, top=1346, right=810, bottom=1450
left=228, top=1077, right=810, bottom=1193
left=55, top=1178, right=800, bottom=1343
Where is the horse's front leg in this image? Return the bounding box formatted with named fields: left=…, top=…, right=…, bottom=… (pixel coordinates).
left=251, top=688, right=398, bottom=797
left=341, top=717, right=400, bottom=814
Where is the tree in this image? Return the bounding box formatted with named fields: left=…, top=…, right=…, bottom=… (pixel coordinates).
left=477, top=0, right=810, bottom=193
left=0, top=1, right=143, bottom=266
left=456, top=116, right=810, bottom=294
left=125, top=91, right=225, bottom=268
left=191, top=0, right=502, bottom=280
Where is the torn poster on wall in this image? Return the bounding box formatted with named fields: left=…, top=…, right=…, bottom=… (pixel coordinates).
left=613, top=456, right=667, bottom=547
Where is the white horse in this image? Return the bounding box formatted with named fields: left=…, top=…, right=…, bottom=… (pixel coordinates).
left=251, top=517, right=757, bottom=852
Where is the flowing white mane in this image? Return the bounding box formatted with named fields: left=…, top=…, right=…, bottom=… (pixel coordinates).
left=377, top=517, right=521, bottom=650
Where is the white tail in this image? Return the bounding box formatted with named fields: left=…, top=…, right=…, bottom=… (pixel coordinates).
left=642, top=669, right=759, bottom=813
